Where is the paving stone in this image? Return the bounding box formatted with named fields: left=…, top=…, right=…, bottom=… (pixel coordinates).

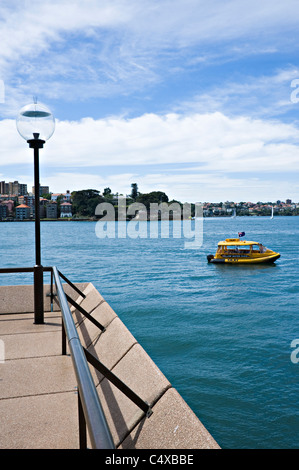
left=0, top=312, right=61, bottom=335
left=0, top=392, right=79, bottom=449
left=0, top=285, right=44, bottom=313
left=0, top=331, right=62, bottom=359
left=0, top=283, right=88, bottom=314
left=0, top=356, right=76, bottom=399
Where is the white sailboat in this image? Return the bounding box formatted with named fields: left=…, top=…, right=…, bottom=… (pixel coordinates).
left=231, top=208, right=236, bottom=218
left=270, top=206, right=274, bottom=219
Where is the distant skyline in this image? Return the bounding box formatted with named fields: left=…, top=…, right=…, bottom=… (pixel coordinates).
left=0, top=177, right=296, bottom=205
left=0, top=0, right=299, bottom=203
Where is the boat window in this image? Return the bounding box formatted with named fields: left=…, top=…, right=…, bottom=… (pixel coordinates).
left=238, top=245, right=250, bottom=251
left=252, top=245, right=260, bottom=252
left=226, top=245, right=236, bottom=251
left=226, top=245, right=240, bottom=252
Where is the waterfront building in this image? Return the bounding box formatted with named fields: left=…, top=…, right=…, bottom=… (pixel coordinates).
left=64, top=190, right=71, bottom=201
left=0, top=203, right=7, bottom=220
left=8, top=181, right=18, bottom=196
left=51, top=193, right=62, bottom=201
left=1, top=200, right=14, bottom=214
left=18, top=183, right=27, bottom=196
left=46, top=202, right=58, bottom=219
left=15, top=204, right=30, bottom=220
left=0, top=181, right=9, bottom=194
left=51, top=190, right=71, bottom=202
left=18, top=195, right=35, bottom=217
left=0, top=194, right=18, bottom=203
left=9, top=181, right=27, bottom=196
left=60, top=202, right=72, bottom=218
left=32, top=185, right=50, bottom=196
left=1, top=180, right=27, bottom=196
left=39, top=198, right=49, bottom=218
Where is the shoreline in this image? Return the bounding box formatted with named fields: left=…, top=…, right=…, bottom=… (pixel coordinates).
left=0, top=214, right=298, bottom=223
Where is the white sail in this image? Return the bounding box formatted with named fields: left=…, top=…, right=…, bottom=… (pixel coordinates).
left=270, top=206, right=274, bottom=219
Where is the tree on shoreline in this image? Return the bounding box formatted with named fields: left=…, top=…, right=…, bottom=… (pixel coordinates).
left=103, top=187, right=112, bottom=197
left=130, top=183, right=139, bottom=200
left=71, top=189, right=105, bottom=217
left=136, top=191, right=169, bottom=209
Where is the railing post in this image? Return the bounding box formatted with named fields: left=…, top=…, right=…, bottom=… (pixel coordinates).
left=62, top=322, right=67, bottom=356
left=78, top=390, right=87, bottom=449
left=33, top=264, right=44, bottom=324
left=50, top=268, right=54, bottom=312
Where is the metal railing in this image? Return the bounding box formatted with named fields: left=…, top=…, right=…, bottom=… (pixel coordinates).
left=0, top=266, right=152, bottom=449
left=52, top=266, right=115, bottom=449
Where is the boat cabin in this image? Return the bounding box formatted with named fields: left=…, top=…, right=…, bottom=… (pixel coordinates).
left=216, top=239, right=268, bottom=256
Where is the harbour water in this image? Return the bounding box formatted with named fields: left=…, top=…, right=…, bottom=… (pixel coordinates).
left=0, top=216, right=298, bottom=449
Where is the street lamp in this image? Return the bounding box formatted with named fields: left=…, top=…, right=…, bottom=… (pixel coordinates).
left=16, top=102, right=55, bottom=324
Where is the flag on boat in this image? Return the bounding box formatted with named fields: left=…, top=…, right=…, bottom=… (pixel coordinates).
left=238, top=232, right=245, bottom=237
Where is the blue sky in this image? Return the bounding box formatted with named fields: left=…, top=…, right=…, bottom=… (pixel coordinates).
left=0, top=0, right=299, bottom=202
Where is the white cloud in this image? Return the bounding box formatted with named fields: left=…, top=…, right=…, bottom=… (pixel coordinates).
left=1, top=110, right=298, bottom=202
left=1, top=111, right=298, bottom=170
left=44, top=112, right=299, bottom=171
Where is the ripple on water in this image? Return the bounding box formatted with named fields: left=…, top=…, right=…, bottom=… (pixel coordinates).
left=0, top=218, right=298, bottom=448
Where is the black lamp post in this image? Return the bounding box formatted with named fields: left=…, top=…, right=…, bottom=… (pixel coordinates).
left=16, top=102, right=55, bottom=324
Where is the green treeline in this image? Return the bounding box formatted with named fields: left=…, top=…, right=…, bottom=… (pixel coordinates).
left=71, top=184, right=188, bottom=219
left=71, top=184, right=299, bottom=219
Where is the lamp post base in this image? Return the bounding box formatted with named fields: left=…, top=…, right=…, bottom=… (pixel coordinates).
left=34, top=265, right=44, bottom=324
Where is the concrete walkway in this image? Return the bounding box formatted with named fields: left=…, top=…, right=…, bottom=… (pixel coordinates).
left=0, top=311, right=79, bottom=449
left=0, top=283, right=220, bottom=450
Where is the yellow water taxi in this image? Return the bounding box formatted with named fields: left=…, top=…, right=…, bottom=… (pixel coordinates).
left=207, top=238, right=280, bottom=264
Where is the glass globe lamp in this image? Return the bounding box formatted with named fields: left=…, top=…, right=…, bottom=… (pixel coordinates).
left=16, top=102, right=55, bottom=142
left=15, top=101, right=55, bottom=325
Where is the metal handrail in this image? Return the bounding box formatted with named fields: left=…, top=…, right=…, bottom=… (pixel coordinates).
left=0, top=266, right=152, bottom=448
left=0, top=266, right=52, bottom=273
left=52, top=266, right=114, bottom=449
left=57, top=269, right=86, bottom=299
left=0, top=265, right=114, bottom=448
